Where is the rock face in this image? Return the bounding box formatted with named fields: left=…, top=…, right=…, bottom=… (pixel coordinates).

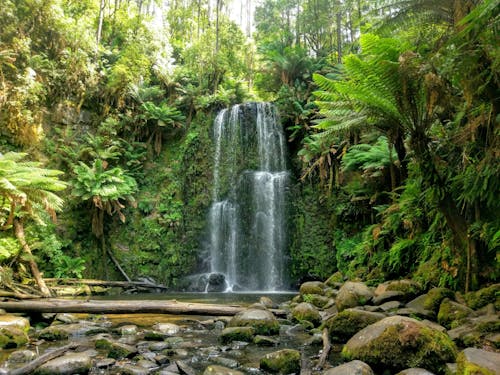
left=336, top=282, right=374, bottom=312
left=35, top=351, right=93, bottom=375
left=325, top=309, right=385, bottom=342
left=228, top=309, right=279, bottom=335
left=342, top=316, right=457, bottom=374
left=260, top=349, right=300, bottom=374
left=291, top=302, right=322, bottom=327
left=324, top=360, right=374, bottom=375
left=456, top=347, right=500, bottom=375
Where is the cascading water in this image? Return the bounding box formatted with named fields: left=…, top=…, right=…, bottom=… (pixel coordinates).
left=207, top=102, right=289, bottom=291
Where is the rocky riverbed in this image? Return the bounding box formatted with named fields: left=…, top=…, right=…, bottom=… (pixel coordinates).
left=0, top=278, right=499, bottom=374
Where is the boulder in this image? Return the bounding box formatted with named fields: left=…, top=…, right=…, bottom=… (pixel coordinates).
left=0, top=327, right=28, bottom=349
left=8, top=349, right=37, bottom=363
left=342, top=316, right=457, bottom=374
left=119, top=324, right=138, bottom=335
left=35, top=351, right=93, bottom=375
left=405, top=295, right=434, bottom=319
left=108, top=342, right=138, bottom=359
left=324, top=308, right=385, bottom=342
left=260, top=349, right=300, bottom=374
left=336, top=282, right=374, bottom=311
left=456, top=347, right=500, bottom=375
left=395, top=369, right=435, bottom=375
left=228, top=309, right=279, bottom=335
left=203, top=365, right=244, bottom=375
left=372, top=291, right=405, bottom=305
left=291, top=302, right=322, bottom=327
left=325, top=272, right=344, bottom=287
left=464, top=284, right=500, bottom=310
left=153, top=323, right=181, bottom=336
left=112, top=364, right=150, bottom=375
left=254, top=335, right=279, bottom=346
left=219, top=327, right=255, bottom=344
left=384, top=280, right=422, bottom=300
left=323, top=360, right=374, bottom=375
left=300, top=281, right=325, bottom=295
left=207, top=273, right=227, bottom=292
left=423, top=288, right=455, bottom=314
left=437, top=299, right=475, bottom=329
left=260, top=297, right=275, bottom=308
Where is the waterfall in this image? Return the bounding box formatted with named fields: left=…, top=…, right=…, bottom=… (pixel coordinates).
left=207, top=102, right=289, bottom=291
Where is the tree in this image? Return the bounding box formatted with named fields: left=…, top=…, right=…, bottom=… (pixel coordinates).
left=0, top=152, right=66, bottom=296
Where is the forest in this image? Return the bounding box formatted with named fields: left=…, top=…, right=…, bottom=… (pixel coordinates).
left=0, top=0, right=498, bottom=298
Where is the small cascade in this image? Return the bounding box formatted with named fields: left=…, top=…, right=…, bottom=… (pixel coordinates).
left=206, top=102, right=290, bottom=291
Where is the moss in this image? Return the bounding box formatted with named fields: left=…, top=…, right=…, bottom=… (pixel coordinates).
left=325, top=309, right=384, bottom=342
left=108, top=343, right=136, bottom=359
left=219, top=327, right=255, bottom=344
left=325, top=271, right=344, bottom=287
left=386, top=280, right=422, bottom=298
left=95, top=339, right=112, bottom=350
left=424, top=288, right=455, bottom=313
left=0, top=328, right=28, bottom=349
left=38, top=326, right=69, bottom=341
left=456, top=351, right=496, bottom=375
left=464, top=284, right=500, bottom=310
left=299, top=281, right=325, bottom=295
left=260, top=349, right=301, bottom=374
left=437, top=298, right=473, bottom=329
left=144, top=331, right=165, bottom=341
left=291, top=302, right=322, bottom=327
left=342, top=321, right=457, bottom=374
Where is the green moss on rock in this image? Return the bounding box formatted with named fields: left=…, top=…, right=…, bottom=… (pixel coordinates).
left=291, top=302, right=322, bottom=327
left=464, top=284, right=500, bottom=310
left=424, top=288, right=455, bottom=314
left=0, top=327, right=28, bottom=349
left=219, top=327, right=255, bottom=344
left=437, top=298, right=474, bottom=329
left=325, top=272, right=344, bottom=287
left=260, top=349, right=300, bottom=374
left=325, top=309, right=385, bottom=342
left=300, top=281, right=325, bottom=295
left=456, top=348, right=500, bottom=375
left=38, top=326, right=69, bottom=341
left=228, top=309, right=280, bottom=335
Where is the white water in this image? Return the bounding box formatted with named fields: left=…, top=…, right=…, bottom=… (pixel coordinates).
left=207, top=103, right=290, bottom=291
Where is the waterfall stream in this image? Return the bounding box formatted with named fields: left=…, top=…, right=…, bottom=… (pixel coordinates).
left=207, top=102, right=289, bottom=291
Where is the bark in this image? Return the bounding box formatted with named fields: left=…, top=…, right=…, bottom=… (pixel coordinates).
left=6, top=342, right=80, bottom=375
left=13, top=219, right=51, bottom=297
left=96, top=0, right=106, bottom=47
left=316, top=327, right=331, bottom=370
left=43, top=278, right=168, bottom=290
left=0, top=299, right=286, bottom=316
left=336, top=12, right=342, bottom=63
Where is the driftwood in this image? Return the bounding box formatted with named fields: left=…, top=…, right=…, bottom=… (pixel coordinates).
left=3, top=342, right=80, bottom=375
left=0, top=298, right=286, bottom=316
left=43, top=278, right=169, bottom=291
left=316, top=327, right=332, bottom=370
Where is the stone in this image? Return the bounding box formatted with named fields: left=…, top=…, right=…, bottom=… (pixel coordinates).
left=325, top=272, right=344, bottom=287
left=437, top=299, right=475, bottom=329
left=8, top=349, right=37, bottom=363
left=456, top=347, right=500, bottom=375
left=260, top=296, right=275, bottom=308
left=260, top=349, right=300, bottom=374
left=120, top=324, right=138, bottom=335
left=300, top=281, right=326, bottom=295
left=254, top=335, right=279, bottom=346
left=405, top=295, right=435, bottom=319
left=373, top=291, right=405, bottom=305
left=324, top=360, right=374, bottom=375
left=379, top=300, right=402, bottom=311
left=95, top=358, right=116, bottom=368
left=291, top=302, right=322, bottom=327
left=153, top=323, right=181, bottom=336
left=207, top=273, right=227, bottom=292
left=150, top=341, right=171, bottom=351
left=336, top=282, right=374, bottom=311
left=108, top=342, right=138, bottom=359
left=212, top=356, right=239, bottom=368
left=203, top=365, right=244, bottom=375
left=308, top=295, right=332, bottom=309
left=54, top=313, right=77, bottom=324
left=228, top=309, right=280, bottom=335
left=342, top=316, right=457, bottom=374
left=113, top=364, right=151, bottom=375
left=384, top=280, right=423, bottom=300
left=0, top=315, right=30, bottom=331
left=324, top=308, right=386, bottom=342
left=137, top=359, right=158, bottom=368
left=423, top=288, right=455, bottom=314
left=464, top=284, right=500, bottom=310
left=0, top=327, right=28, bottom=349
left=395, top=369, right=436, bottom=375
left=220, top=327, right=255, bottom=344
left=35, top=351, right=92, bottom=375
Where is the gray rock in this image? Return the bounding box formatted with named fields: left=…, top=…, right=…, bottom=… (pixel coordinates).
left=220, top=327, right=255, bottom=344
left=457, top=347, right=500, bottom=374
left=336, top=282, right=374, bottom=311
left=324, top=360, right=374, bottom=375
left=405, top=295, right=434, bottom=319
left=54, top=313, right=78, bottom=324
left=203, top=365, right=244, bottom=375
left=35, top=351, right=92, bottom=375
left=0, top=315, right=30, bottom=331
left=8, top=349, right=37, bottom=363
left=113, top=364, right=151, bottom=375
left=153, top=323, right=181, bottom=336
left=379, top=300, right=402, bottom=311
left=395, top=369, right=436, bottom=375
left=120, top=324, right=138, bottom=335
left=228, top=309, right=279, bottom=335
left=291, top=302, right=322, bottom=326
left=260, top=296, right=275, bottom=308
left=254, top=335, right=279, bottom=346
left=373, top=291, right=405, bottom=305
left=325, top=308, right=386, bottom=342
left=95, top=358, right=116, bottom=368
left=137, top=359, right=158, bottom=369
left=212, top=356, right=239, bottom=368
left=300, top=281, right=326, bottom=295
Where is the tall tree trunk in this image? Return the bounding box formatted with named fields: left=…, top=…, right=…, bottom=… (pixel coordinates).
left=13, top=219, right=51, bottom=297
left=215, top=0, right=221, bottom=54
left=96, top=0, right=106, bottom=48
left=336, top=12, right=342, bottom=63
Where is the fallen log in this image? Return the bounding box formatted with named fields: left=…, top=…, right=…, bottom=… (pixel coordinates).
left=43, top=278, right=169, bottom=291
left=316, top=327, right=332, bottom=370
left=2, top=342, right=80, bottom=375
left=0, top=298, right=286, bottom=316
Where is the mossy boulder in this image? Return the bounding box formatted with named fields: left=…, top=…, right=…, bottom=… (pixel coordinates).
left=423, top=288, right=455, bottom=314
left=228, top=308, right=279, bottom=335
left=299, top=281, right=326, bottom=295
left=219, top=327, right=255, bottom=344
left=260, top=349, right=300, bottom=374
left=456, top=347, right=500, bottom=375
left=305, top=294, right=331, bottom=308
left=0, top=315, right=30, bottom=332
left=35, top=351, right=93, bottom=375
left=464, top=284, right=500, bottom=310
left=325, top=272, right=344, bottom=287
left=342, top=316, right=457, bottom=374
left=437, top=298, right=475, bottom=329
left=324, top=360, right=374, bottom=375
left=38, top=326, right=70, bottom=341
left=385, top=280, right=423, bottom=301
left=108, top=342, right=137, bottom=359
left=324, top=308, right=386, bottom=342
left=0, top=327, right=28, bottom=349
left=336, top=282, right=374, bottom=312
left=254, top=335, right=279, bottom=346
left=291, top=302, right=322, bottom=327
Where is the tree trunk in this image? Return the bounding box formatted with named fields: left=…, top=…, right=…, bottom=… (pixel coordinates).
left=336, top=12, right=342, bottom=63
left=13, top=219, right=51, bottom=297
left=96, top=0, right=106, bottom=48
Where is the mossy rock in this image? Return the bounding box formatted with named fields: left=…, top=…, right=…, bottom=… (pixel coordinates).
left=303, top=294, right=331, bottom=309
left=437, top=298, right=475, bottom=329
left=228, top=309, right=280, bottom=335
left=324, top=308, right=386, bottom=342
left=0, top=327, right=28, bottom=349
left=456, top=347, right=500, bottom=375
left=95, top=338, right=113, bottom=350
left=203, top=365, right=244, bottom=375
left=219, top=327, right=255, bottom=344
left=38, top=326, right=69, bottom=341
left=336, top=282, right=374, bottom=312
left=0, top=315, right=30, bottom=332
left=342, top=316, right=457, bottom=374
left=260, top=349, right=300, bottom=374
left=254, top=335, right=279, bottom=346
left=291, top=302, right=322, bottom=327
left=325, top=272, right=344, bottom=287
left=324, top=360, right=374, bottom=375
left=423, top=288, right=455, bottom=314
left=464, top=284, right=500, bottom=310
left=299, top=281, right=326, bottom=295
left=108, top=342, right=137, bottom=359
left=385, top=280, right=423, bottom=301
